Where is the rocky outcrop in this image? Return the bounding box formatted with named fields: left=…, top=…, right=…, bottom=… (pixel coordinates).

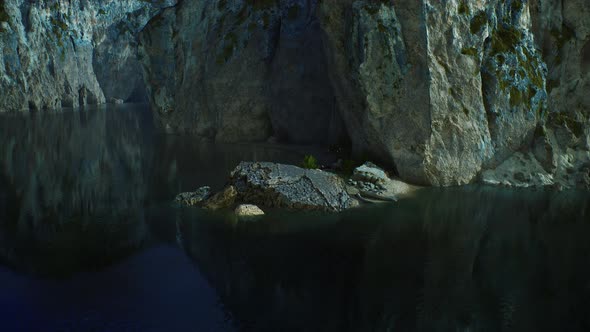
left=348, top=162, right=419, bottom=201
left=138, top=0, right=590, bottom=188
left=229, top=162, right=359, bottom=212
left=0, top=0, right=175, bottom=111
left=175, top=186, right=211, bottom=206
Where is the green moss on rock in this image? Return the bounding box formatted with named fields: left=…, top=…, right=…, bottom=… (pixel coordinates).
left=461, top=47, right=478, bottom=56
left=458, top=1, right=470, bottom=15
left=490, top=26, right=522, bottom=54
left=470, top=11, right=487, bottom=34
left=509, top=87, right=523, bottom=107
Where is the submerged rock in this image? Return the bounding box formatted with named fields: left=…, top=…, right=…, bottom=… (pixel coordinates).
left=175, top=186, right=211, bottom=206
left=229, top=162, right=359, bottom=212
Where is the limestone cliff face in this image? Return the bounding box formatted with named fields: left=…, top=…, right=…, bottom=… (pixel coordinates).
left=141, top=0, right=582, bottom=187
left=139, top=0, right=346, bottom=144
left=0, top=0, right=174, bottom=110
left=317, top=0, right=547, bottom=185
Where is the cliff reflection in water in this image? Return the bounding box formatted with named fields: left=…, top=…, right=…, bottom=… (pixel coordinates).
left=179, top=187, right=590, bottom=332
left=0, top=105, right=151, bottom=226
left=0, top=105, right=154, bottom=274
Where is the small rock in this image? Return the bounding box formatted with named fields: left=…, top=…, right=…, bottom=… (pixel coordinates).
left=352, top=162, right=389, bottom=187
left=234, top=204, right=265, bottom=218
left=175, top=186, right=211, bottom=206
left=203, top=186, right=237, bottom=210
left=108, top=98, right=124, bottom=104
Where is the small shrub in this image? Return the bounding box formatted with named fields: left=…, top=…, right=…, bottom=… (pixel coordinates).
left=301, top=155, right=318, bottom=169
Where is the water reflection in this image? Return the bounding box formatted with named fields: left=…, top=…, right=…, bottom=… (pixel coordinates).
left=0, top=107, right=588, bottom=331
left=0, top=105, right=151, bottom=227
left=178, top=187, right=590, bottom=332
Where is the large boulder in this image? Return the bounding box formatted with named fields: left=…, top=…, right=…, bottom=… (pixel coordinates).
left=229, top=162, right=359, bottom=212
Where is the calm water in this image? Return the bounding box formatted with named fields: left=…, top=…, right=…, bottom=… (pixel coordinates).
left=0, top=105, right=589, bottom=332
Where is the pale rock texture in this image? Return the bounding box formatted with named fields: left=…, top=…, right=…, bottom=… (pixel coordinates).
left=318, top=0, right=549, bottom=185
left=234, top=204, right=265, bottom=217
left=229, top=162, right=359, bottom=212
left=0, top=0, right=174, bottom=111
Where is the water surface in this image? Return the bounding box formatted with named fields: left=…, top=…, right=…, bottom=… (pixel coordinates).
left=0, top=105, right=588, bottom=331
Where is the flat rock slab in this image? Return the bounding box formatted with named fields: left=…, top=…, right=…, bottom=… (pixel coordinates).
left=230, top=162, right=359, bottom=212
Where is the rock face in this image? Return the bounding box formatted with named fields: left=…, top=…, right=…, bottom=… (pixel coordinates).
left=0, top=0, right=175, bottom=111
left=318, top=0, right=547, bottom=185
left=2, top=0, right=588, bottom=189
left=140, top=0, right=590, bottom=188
left=138, top=0, right=346, bottom=143
left=229, top=162, right=359, bottom=212
left=530, top=0, right=590, bottom=120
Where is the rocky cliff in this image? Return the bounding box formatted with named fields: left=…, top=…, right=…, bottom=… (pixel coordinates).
left=0, top=0, right=175, bottom=110
left=139, top=0, right=589, bottom=188
left=1, top=0, right=588, bottom=189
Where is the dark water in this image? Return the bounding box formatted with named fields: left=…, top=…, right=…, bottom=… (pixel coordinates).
left=0, top=105, right=589, bottom=332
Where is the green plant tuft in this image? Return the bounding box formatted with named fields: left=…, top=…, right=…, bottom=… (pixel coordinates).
left=301, top=155, right=318, bottom=169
